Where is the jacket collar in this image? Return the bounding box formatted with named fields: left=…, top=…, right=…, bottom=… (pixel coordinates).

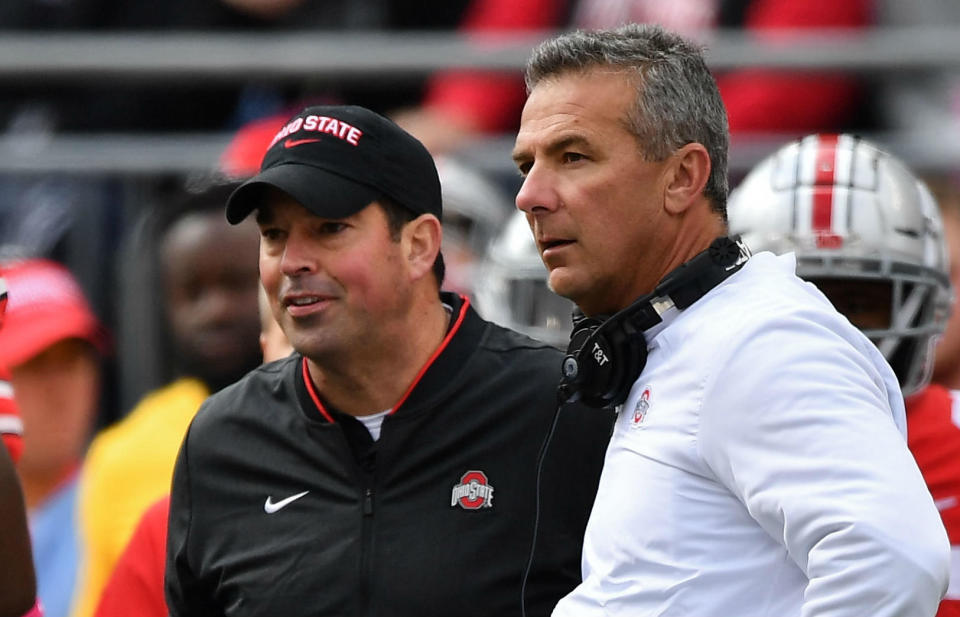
left=294, top=292, right=485, bottom=424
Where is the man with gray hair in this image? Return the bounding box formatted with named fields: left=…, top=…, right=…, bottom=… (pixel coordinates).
left=512, top=23, right=949, bottom=617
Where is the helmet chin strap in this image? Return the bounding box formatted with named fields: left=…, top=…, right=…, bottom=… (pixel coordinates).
left=878, top=283, right=926, bottom=358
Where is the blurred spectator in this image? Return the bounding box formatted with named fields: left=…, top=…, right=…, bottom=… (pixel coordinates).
left=0, top=257, right=109, bottom=617
left=258, top=285, right=294, bottom=364
left=93, top=281, right=291, bottom=617
left=156, top=185, right=263, bottom=393
left=71, top=181, right=262, bottom=617
left=0, top=179, right=125, bottom=430
left=395, top=0, right=874, bottom=154
left=91, top=494, right=169, bottom=617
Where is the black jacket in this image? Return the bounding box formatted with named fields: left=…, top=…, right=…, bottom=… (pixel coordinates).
left=166, top=294, right=613, bottom=617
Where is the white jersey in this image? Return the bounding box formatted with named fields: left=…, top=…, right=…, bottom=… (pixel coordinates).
left=554, top=251, right=949, bottom=617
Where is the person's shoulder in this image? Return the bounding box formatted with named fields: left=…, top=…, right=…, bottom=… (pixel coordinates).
left=122, top=377, right=210, bottom=427
left=665, top=251, right=882, bottom=383
left=480, top=318, right=565, bottom=357
left=450, top=317, right=567, bottom=392
left=687, top=251, right=850, bottom=337
left=717, top=251, right=821, bottom=308
left=84, top=377, right=210, bottom=462
left=180, top=356, right=300, bottom=458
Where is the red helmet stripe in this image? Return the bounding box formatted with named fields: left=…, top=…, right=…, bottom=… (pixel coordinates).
left=812, top=134, right=839, bottom=233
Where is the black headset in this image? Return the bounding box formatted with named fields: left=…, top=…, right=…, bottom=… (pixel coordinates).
left=558, top=236, right=750, bottom=409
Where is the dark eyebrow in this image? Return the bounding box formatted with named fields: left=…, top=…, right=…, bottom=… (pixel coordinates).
left=512, top=134, right=592, bottom=165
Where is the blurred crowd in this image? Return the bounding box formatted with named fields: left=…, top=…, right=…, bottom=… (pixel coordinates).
left=3, top=1, right=960, bottom=616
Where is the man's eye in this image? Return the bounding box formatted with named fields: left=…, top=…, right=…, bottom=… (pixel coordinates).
left=319, top=222, right=348, bottom=234
left=563, top=152, right=585, bottom=163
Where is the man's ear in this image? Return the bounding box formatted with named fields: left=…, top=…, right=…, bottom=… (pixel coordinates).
left=404, top=214, right=443, bottom=280
left=664, top=142, right=711, bottom=215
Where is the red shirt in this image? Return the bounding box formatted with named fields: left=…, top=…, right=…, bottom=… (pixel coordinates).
left=93, top=495, right=170, bottom=617
left=908, top=384, right=960, bottom=616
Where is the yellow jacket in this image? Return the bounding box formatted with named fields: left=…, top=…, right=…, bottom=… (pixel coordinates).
left=71, top=377, right=208, bottom=617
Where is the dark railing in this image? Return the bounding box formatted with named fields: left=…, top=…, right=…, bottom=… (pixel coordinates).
left=0, top=28, right=958, bottom=173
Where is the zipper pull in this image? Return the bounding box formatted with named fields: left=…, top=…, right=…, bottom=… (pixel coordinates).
left=363, top=487, right=374, bottom=515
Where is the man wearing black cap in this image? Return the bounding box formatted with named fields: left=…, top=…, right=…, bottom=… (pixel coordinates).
left=164, top=105, right=613, bottom=617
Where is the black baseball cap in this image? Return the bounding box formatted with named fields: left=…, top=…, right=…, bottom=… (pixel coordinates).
left=225, top=105, right=442, bottom=224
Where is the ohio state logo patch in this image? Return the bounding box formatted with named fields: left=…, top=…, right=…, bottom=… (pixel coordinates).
left=451, top=470, right=495, bottom=510
left=632, top=386, right=651, bottom=428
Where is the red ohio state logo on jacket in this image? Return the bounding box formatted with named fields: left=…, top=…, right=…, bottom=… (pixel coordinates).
left=451, top=470, right=495, bottom=510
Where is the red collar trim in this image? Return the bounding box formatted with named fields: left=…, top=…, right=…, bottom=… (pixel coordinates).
left=299, top=295, right=471, bottom=423
left=389, top=295, right=470, bottom=415
left=302, top=357, right=335, bottom=424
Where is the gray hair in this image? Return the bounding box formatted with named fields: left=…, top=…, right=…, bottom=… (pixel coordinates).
left=525, top=23, right=730, bottom=218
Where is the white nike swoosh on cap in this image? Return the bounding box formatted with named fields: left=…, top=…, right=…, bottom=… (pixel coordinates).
left=264, top=490, right=310, bottom=514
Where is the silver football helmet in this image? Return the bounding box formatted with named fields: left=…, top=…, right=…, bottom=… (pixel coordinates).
left=436, top=156, right=513, bottom=300
left=728, top=133, right=953, bottom=397
left=473, top=209, right=575, bottom=349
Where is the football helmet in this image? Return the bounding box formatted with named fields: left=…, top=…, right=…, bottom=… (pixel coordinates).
left=436, top=156, right=513, bottom=299
left=473, top=209, right=575, bottom=349
left=727, top=133, right=953, bottom=397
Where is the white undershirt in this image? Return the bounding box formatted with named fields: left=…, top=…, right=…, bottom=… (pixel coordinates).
left=357, top=408, right=391, bottom=441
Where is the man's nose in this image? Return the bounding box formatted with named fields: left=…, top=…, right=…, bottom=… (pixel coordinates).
left=279, top=230, right=315, bottom=276
left=515, top=165, right=560, bottom=214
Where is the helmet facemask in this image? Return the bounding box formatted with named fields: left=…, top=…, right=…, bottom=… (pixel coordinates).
left=474, top=210, right=576, bottom=349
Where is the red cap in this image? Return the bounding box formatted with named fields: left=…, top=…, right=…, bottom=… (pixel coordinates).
left=219, top=113, right=289, bottom=178
left=0, top=259, right=108, bottom=370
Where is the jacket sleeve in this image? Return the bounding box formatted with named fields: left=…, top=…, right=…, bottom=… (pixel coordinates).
left=699, top=316, right=950, bottom=617
left=165, top=426, right=222, bottom=617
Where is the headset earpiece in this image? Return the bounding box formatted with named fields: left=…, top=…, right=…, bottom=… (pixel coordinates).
left=561, top=302, right=649, bottom=409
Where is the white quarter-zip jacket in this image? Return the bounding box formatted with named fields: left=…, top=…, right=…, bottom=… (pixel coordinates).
left=554, top=251, right=950, bottom=617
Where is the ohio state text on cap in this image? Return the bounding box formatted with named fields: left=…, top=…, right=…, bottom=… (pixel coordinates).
left=225, top=105, right=442, bottom=224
